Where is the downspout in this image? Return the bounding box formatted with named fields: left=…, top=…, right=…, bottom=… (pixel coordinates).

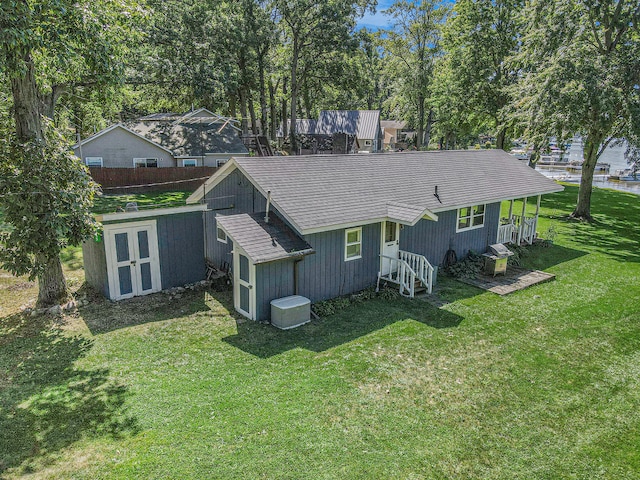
left=294, top=258, right=302, bottom=295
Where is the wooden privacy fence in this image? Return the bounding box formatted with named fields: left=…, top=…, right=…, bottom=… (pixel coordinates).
left=89, top=166, right=218, bottom=193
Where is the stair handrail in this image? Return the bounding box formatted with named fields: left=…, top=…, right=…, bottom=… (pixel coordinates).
left=379, top=254, right=417, bottom=297
left=399, top=250, right=434, bottom=294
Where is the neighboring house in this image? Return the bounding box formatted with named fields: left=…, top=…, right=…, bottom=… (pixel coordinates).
left=73, top=108, right=249, bottom=168
left=380, top=120, right=409, bottom=149
left=186, top=150, right=563, bottom=322
left=315, top=110, right=382, bottom=153
left=277, top=110, right=383, bottom=153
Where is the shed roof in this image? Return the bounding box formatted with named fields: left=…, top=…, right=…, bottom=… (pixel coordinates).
left=216, top=212, right=314, bottom=264
left=190, top=150, right=563, bottom=235
left=316, top=110, right=381, bottom=139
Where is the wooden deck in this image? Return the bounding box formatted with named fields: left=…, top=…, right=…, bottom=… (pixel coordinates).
left=458, top=266, right=555, bottom=295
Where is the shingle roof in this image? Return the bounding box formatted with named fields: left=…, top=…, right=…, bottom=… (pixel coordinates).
left=205, top=150, right=561, bottom=234
left=127, top=119, right=248, bottom=157
left=216, top=212, right=314, bottom=264
left=316, top=110, right=381, bottom=139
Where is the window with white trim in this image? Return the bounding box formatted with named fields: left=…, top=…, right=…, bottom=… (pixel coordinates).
left=216, top=226, right=227, bottom=243
left=182, top=159, right=197, bottom=167
left=457, top=204, right=485, bottom=231
left=85, top=156, right=103, bottom=167
left=216, top=159, right=228, bottom=167
left=133, top=158, right=159, bottom=168
left=344, top=227, right=362, bottom=261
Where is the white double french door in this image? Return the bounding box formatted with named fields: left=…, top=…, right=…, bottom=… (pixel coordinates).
left=104, top=220, right=161, bottom=300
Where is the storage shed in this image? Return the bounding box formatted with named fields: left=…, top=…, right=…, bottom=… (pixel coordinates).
left=83, top=205, right=207, bottom=300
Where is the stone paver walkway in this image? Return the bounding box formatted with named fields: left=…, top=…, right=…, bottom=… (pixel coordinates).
left=458, top=266, right=555, bottom=295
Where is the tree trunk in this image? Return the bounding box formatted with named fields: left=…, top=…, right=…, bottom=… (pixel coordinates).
left=281, top=76, right=288, bottom=141
left=416, top=97, right=425, bottom=149
left=423, top=108, right=434, bottom=148
left=269, top=78, right=278, bottom=141
left=258, top=57, right=268, bottom=137
left=10, top=52, right=69, bottom=307
left=238, top=88, right=249, bottom=136
left=289, top=38, right=299, bottom=155
left=572, top=133, right=603, bottom=220
left=36, top=253, right=69, bottom=308
left=10, top=53, right=44, bottom=142
left=496, top=127, right=507, bottom=150
left=302, top=86, right=312, bottom=120
left=248, top=93, right=258, bottom=135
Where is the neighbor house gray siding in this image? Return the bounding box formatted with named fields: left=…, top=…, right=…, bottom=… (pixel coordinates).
left=296, top=223, right=380, bottom=302
left=255, top=259, right=296, bottom=321
left=400, top=203, right=501, bottom=266
left=156, top=212, right=206, bottom=289
left=204, top=169, right=267, bottom=267
left=74, top=127, right=175, bottom=168
left=82, top=236, right=110, bottom=298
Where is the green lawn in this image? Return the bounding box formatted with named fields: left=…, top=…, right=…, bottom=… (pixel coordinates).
left=92, top=190, right=193, bottom=214
left=1, top=184, right=639, bottom=478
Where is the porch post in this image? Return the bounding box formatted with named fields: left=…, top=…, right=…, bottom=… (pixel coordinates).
left=518, top=197, right=527, bottom=245
left=534, top=194, right=541, bottom=240
left=508, top=199, right=514, bottom=219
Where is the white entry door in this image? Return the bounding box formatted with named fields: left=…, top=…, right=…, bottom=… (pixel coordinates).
left=381, top=221, right=400, bottom=276
left=233, top=247, right=255, bottom=320
left=105, top=221, right=161, bottom=300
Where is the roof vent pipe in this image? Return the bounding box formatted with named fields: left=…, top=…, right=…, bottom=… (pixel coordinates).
left=265, top=191, right=271, bottom=223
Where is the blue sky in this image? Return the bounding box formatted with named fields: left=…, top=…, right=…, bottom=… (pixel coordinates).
left=356, top=0, right=395, bottom=30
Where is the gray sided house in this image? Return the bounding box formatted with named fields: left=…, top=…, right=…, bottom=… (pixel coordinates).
left=73, top=108, right=249, bottom=168
left=188, top=150, right=563, bottom=322
left=83, top=205, right=207, bottom=300
left=316, top=110, right=383, bottom=153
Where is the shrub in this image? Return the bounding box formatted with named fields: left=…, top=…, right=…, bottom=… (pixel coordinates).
left=445, top=250, right=483, bottom=279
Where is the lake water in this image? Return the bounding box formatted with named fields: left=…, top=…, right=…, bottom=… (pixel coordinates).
left=535, top=138, right=640, bottom=195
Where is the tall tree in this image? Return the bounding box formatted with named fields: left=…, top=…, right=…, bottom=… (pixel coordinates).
left=512, top=0, right=640, bottom=219
left=381, top=0, right=447, bottom=148
left=0, top=0, right=136, bottom=305
left=440, top=0, right=524, bottom=150
left=273, top=0, right=372, bottom=154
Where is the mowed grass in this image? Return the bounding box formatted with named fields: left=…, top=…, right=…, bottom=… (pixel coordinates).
left=1, top=184, right=639, bottom=478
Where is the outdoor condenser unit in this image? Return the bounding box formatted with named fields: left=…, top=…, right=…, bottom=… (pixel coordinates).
left=270, top=295, right=311, bottom=330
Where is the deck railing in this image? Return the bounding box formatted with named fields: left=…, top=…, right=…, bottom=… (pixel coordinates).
left=499, top=215, right=537, bottom=245
left=512, top=214, right=537, bottom=245
left=399, top=250, right=434, bottom=294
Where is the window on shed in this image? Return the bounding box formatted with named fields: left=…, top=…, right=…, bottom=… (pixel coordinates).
left=182, top=159, right=197, bottom=167
left=364, top=140, right=372, bottom=146
left=216, top=226, right=227, bottom=243
left=85, top=156, right=103, bottom=167
left=345, top=227, right=362, bottom=261
left=457, top=204, right=485, bottom=232
left=133, top=158, right=159, bottom=168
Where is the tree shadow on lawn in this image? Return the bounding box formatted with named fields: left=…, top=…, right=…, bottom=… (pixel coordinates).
left=543, top=185, right=640, bottom=263
left=0, top=313, right=138, bottom=475
left=222, top=295, right=464, bottom=358
left=80, top=286, right=213, bottom=335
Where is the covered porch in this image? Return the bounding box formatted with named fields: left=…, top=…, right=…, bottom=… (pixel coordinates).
left=497, top=195, right=542, bottom=246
